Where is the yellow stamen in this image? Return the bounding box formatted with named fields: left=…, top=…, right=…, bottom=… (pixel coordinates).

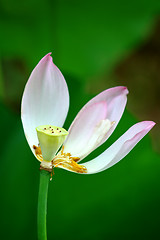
left=53, top=146, right=87, bottom=173
left=33, top=145, right=87, bottom=173
left=33, top=145, right=43, bottom=161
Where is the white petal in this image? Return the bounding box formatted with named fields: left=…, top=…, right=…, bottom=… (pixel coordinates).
left=64, top=86, right=128, bottom=159
left=82, top=121, right=155, bottom=174
left=21, top=53, right=69, bottom=159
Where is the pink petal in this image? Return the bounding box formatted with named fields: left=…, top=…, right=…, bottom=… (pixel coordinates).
left=64, top=86, right=128, bottom=159
left=82, top=121, right=155, bottom=174
left=21, top=53, right=69, bottom=159
left=64, top=101, right=107, bottom=157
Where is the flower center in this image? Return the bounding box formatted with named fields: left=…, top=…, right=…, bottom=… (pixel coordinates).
left=33, top=145, right=87, bottom=173
left=34, top=125, right=87, bottom=173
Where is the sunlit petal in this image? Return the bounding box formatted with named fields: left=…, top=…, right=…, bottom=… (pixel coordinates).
left=21, top=53, right=69, bottom=159
left=82, top=121, right=155, bottom=174
left=64, top=86, right=128, bottom=160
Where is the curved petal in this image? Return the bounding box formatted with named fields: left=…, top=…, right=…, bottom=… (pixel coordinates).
left=21, top=53, right=69, bottom=159
left=82, top=121, right=155, bottom=174
left=64, top=86, right=128, bottom=160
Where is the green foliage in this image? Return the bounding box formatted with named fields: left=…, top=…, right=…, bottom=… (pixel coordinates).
left=0, top=0, right=160, bottom=79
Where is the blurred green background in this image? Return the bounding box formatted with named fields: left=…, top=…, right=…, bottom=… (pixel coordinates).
left=0, top=0, right=160, bottom=239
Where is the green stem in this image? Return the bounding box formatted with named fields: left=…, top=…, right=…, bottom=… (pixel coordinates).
left=38, top=170, right=50, bottom=240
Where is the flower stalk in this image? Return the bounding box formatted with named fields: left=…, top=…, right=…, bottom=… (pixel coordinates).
left=38, top=169, right=50, bottom=240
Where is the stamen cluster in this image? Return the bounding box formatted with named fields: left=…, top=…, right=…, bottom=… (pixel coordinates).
left=53, top=146, right=87, bottom=173
left=33, top=145, right=87, bottom=173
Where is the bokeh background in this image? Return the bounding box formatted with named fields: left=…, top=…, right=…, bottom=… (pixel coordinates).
left=0, top=0, right=160, bottom=239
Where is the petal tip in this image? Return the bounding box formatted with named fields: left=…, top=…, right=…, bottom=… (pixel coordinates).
left=146, top=121, right=156, bottom=129
left=121, top=86, right=129, bottom=95
left=138, top=121, right=156, bottom=132
left=42, top=52, right=52, bottom=61
left=38, top=53, right=53, bottom=65
left=109, top=86, right=129, bottom=96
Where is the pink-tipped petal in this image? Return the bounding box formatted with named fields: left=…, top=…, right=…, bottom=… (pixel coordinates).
left=82, top=121, right=155, bottom=174
left=21, top=53, right=69, bottom=159
left=64, top=86, right=128, bottom=159
left=64, top=101, right=107, bottom=157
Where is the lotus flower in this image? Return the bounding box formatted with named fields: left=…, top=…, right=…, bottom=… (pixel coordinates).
left=21, top=53, right=155, bottom=174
